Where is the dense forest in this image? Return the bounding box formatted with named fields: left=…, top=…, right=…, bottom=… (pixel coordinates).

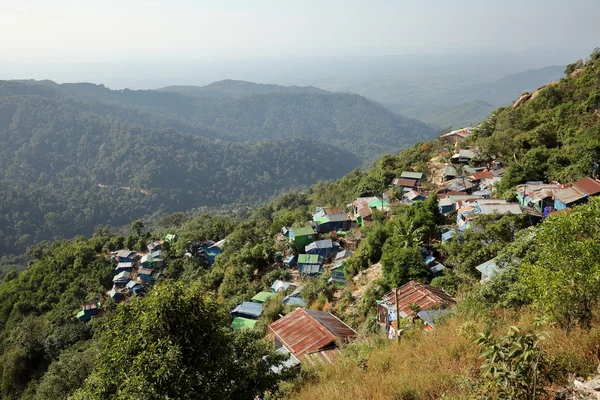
left=0, top=49, right=599, bottom=399
left=0, top=80, right=436, bottom=257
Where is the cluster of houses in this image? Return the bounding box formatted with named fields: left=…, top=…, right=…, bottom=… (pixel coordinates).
left=76, top=234, right=178, bottom=322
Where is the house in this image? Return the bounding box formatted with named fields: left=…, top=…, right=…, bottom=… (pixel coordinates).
left=430, top=263, right=446, bottom=278
left=392, top=178, right=418, bottom=191
left=126, top=280, right=145, bottom=295
left=313, top=207, right=343, bottom=219
left=116, top=250, right=138, bottom=263
left=352, top=196, right=390, bottom=226
left=553, top=187, right=589, bottom=210
left=314, top=213, right=351, bottom=234
left=515, top=183, right=562, bottom=212
left=270, top=346, right=301, bottom=374
left=77, top=302, right=99, bottom=322
left=335, top=249, right=353, bottom=262
left=377, top=281, right=456, bottom=328
left=441, top=229, right=457, bottom=244
left=231, top=302, right=263, bottom=319
left=288, top=227, right=316, bottom=250
left=442, top=166, right=458, bottom=182
left=400, top=171, right=424, bottom=182
left=267, top=308, right=358, bottom=363
left=573, top=177, right=600, bottom=197
left=164, top=233, right=178, bottom=243
left=440, top=127, right=472, bottom=142
left=451, top=149, right=477, bottom=164
left=271, top=280, right=295, bottom=293
left=206, top=239, right=226, bottom=264
left=138, top=268, right=154, bottom=283
left=329, top=263, right=346, bottom=286
left=283, top=254, right=296, bottom=268
left=467, top=170, right=496, bottom=184
left=438, top=197, right=454, bottom=214
left=115, top=262, right=133, bottom=274
left=108, top=287, right=125, bottom=302
left=477, top=202, right=523, bottom=216
left=417, top=309, right=451, bottom=332
left=402, top=190, right=425, bottom=204
left=140, top=254, right=160, bottom=268
left=305, top=240, right=340, bottom=260
left=113, top=271, right=131, bottom=285
left=252, top=291, right=277, bottom=303
left=439, top=178, right=475, bottom=194
left=297, top=254, right=322, bottom=275
left=231, top=317, right=257, bottom=330
left=283, top=285, right=306, bottom=307
left=475, top=259, right=501, bottom=283
left=147, top=239, right=161, bottom=252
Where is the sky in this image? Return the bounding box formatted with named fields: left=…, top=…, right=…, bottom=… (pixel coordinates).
left=0, top=0, right=598, bottom=63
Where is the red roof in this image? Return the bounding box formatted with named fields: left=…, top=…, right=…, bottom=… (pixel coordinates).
left=268, top=308, right=358, bottom=358
left=392, top=178, right=417, bottom=188
left=573, top=177, right=600, bottom=196
left=469, top=171, right=495, bottom=181
left=382, top=281, right=456, bottom=318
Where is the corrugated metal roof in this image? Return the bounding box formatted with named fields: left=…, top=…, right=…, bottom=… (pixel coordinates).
left=116, top=262, right=133, bottom=270
left=478, top=203, right=523, bottom=215
left=400, top=171, right=424, bottom=180
left=305, top=239, right=334, bottom=251
left=299, top=264, right=322, bottom=275
left=335, top=250, right=353, bottom=260
left=381, top=281, right=456, bottom=318
left=573, top=177, right=600, bottom=196
left=475, top=259, right=500, bottom=281
left=554, top=187, right=587, bottom=205
left=290, top=227, right=315, bottom=237
left=271, top=280, right=294, bottom=292
left=231, top=317, right=257, bottom=330
left=393, top=178, right=417, bottom=187
left=442, top=166, right=458, bottom=177
left=113, top=271, right=131, bottom=282
left=298, top=254, right=320, bottom=264
left=268, top=308, right=357, bottom=358
left=252, top=291, right=276, bottom=303
left=232, top=302, right=263, bottom=318
left=322, top=207, right=343, bottom=215
left=116, top=250, right=137, bottom=259
left=138, top=268, right=153, bottom=275
left=323, top=213, right=350, bottom=222
left=469, top=171, right=495, bottom=181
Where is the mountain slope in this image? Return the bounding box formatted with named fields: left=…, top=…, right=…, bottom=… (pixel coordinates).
left=159, top=79, right=328, bottom=98
left=0, top=93, right=360, bottom=255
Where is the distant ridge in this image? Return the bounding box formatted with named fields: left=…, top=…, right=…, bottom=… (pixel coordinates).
left=158, top=79, right=328, bottom=98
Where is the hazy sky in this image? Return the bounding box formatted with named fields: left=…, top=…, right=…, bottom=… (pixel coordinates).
left=1, top=0, right=598, bottom=63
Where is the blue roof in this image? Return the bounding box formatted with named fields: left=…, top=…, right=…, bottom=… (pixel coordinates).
left=283, top=296, right=306, bottom=307
left=441, top=230, right=455, bottom=242
left=232, top=302, right=263, bottom=318
left=283, top=255, right=295, bottom=264
left=430, top=263, right=446, bottom=274
left=424, top=255, right=436, bottom=266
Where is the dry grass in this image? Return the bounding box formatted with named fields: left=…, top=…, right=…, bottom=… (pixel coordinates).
left=287, top=309, right=600, bottom=400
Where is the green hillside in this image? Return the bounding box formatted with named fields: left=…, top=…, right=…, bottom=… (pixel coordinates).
left=159, top=79, right=328, bottom=98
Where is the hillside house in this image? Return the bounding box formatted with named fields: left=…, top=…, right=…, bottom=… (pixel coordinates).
left=147, top=239, right=161, bottom=252
left=231, top=301, right=263, bottom=319
left=516, top=183, right=562, bottom=212
left=126, top=280, right=144, bottom=295
left=116, top=250, right=138, bottom=263
left=352, top=197, right=390, bottom=227
left=417, top=309, right=451, bottom=332
left=553, top=187, right=588, bottom=210
left=271, top=280, right=295, bottom=293
left=268, top=308, right=358, bottom=363
left=288, top=227, right=316, bottom=250
left=442, top=166, right=458, bottom=182
left=252, top=291, right=277, bottom=303
left=113, top=271, right=131, bottom=286
left=283, top=254, right=296, bottom=268
left=440, top=127, right=472, bottom=142
left=77, top=302, right=99, bottom=322
left=402, top=190, right=425, bottom=204
left=115, top=262, right=133, bottom=274
left=314, top=213, right=351, bottom=234
left=438, top=178, right=475, bottom=194
left=377, top=281, right=456, bottom=331
left=297, top=254, right=322, bottom=276
left=206, top=239, right=226, bottom=264
left=400, top=171, right=424, bottom=182
left=231, top=317, right=257, bottom=330
left=108, top=287, right=125, bottom=302
left=138, top=267, right=154, bottom=283
left=451, top=149, right=477, bottom=164
left=283, top=285, right=306, bottom=307
left=392, top=178, right=418, bottom=192
left=573, top=177, right=600, bottom=197
left=305, top=239, right=340, bottom=260
left=475, top=259, right=501, bottom=283
left=313, top=207, right=343, bottom=219
left=140, top=254, right=162, bottom=268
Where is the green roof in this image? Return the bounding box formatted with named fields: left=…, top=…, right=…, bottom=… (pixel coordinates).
left=165, top=233, right=177, bottom=241
left=252, top=291, right=276, bottom=303
left=290, top=227, right=314, bottom=237
left=76, top=310, right=85, bottom=318
left=368, top=199, right=390, bottom=208
left=231, top=317, right=257, bottom=330
left=298, top=254, right=320, bottom=264
left=313, top=216, right=328, bottom=224
left=400, top=171, right=424, bottom=180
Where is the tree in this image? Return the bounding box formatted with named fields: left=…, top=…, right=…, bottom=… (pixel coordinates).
left=130, top=219, right=145, bottom=236
left=520, top=198, right=600, bottom=329
left=381, top=243, right=429, bottom=289
left=72, top=282, right=284, bottom=400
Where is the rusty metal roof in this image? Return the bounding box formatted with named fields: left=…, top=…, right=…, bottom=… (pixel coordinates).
left=393, top=178, right=417, bottom=187
left=573, top=177, right=600, bottom=196
left=268, top=308, right=357, bottom=358
left=554, top=187, right=587, bottom=205
left=381, top=281, right=456, bottom=318
left=322, top=207, right=343, bottom=215
left=469, top=171, right=495, bottom=181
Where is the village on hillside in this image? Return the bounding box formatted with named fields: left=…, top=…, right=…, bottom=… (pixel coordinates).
left=75, top=126, right=600, bottom=372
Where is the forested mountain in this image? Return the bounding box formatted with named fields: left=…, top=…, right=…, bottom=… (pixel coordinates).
left=159, top=79, right=328, bottom=98
left=0, top=80, right=434, bottom=256
left=0, top=50, right=600, bottom=400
